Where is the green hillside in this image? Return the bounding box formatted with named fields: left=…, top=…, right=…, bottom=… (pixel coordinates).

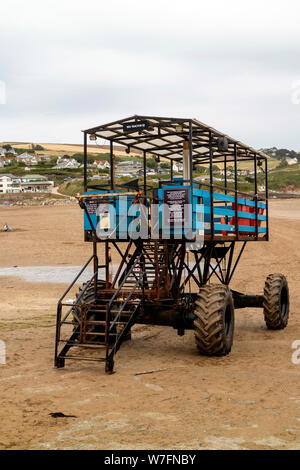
left=268, top=162, right=300, bottom=190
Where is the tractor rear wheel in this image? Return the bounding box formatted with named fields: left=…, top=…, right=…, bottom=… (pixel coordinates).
left=263, top=274, right=289, bottom=330
left=194, top=284, right=234, bottom=356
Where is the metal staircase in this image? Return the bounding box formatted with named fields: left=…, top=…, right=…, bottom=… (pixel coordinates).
left=54, top=241, right=182, bottom=372
left=54, top=254, right=144, bottom=373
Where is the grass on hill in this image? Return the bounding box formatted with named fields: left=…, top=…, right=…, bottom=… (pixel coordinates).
left=268, top=163, right=300, bottom=190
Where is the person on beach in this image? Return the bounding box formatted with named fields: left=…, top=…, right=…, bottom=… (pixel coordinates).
left=3, top=223, right=12, bottom=232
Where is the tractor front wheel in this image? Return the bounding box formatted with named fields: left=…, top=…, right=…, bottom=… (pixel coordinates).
left=193, top=284, right=234, bottom=356
left=263, top=274, right=289, bottom=330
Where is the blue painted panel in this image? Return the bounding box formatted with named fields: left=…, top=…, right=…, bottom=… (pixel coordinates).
left=193, top=188, right=266, bottom=209
left=83, top=186, right=267, bottom=239
left=202, top=206, right=266, bottom=221
left=83, top=190, right=136, bottom=237
left=83, top=191, right=105, bottom=231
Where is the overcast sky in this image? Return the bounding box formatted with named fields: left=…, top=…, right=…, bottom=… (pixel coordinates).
left=0, top=0, right=300, bottom=149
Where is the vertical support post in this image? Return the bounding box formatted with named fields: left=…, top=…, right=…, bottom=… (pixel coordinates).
left=110, top=140, right=114, bottom=191
left=83, top=132, right=87, bottom=192
left=224, top=154, right=228, bottom=230
left=254, top=153, right=258, bottom=240
left=93, top=241, right=98, bottom=297
left=203, top=244, right=213, bottom=284
left=105, top=241, right=109, bottom=289
left=209, top=131, right=214, bottom=240
left=141, top=253, right=145, bottom=306
left=189, top=121, right=193, bottom=186
left=176, top=243, right=186, bottom=295
left=183, top=140, right=190, bottom=182
left=225, top=242, right=235, bottom=284
left=170, top=160, right=173, bottom=181
left=189, top=122, right=194, bottom=241
left=143, top=150, right=147, bottom=195
left=234, top=143, right=239, bottom=240
left=164, top=242, right=169, bottom=296
left=265, top=158, right=269, bottom=241
left=154, top=242, right=159, bottom=299
left=224, top=154, right=227, bottom=195
left=54, top=303, right=62, bottom=366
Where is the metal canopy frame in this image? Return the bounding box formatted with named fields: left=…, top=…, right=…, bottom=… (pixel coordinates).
left=81, top=114, right=269, bottom=243
left=83, top=114, right=269, bottom=164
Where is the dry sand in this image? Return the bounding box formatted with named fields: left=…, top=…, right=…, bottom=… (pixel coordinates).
left=0, top=199, right=299, bottom=450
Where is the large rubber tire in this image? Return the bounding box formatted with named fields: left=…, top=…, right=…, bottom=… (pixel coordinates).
left=263, top=274, right=289, bottom=330
left=194, top=284, right=235, bottom=356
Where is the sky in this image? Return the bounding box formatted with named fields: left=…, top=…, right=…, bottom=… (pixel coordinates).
left=0, top=0, right=300, bottom=149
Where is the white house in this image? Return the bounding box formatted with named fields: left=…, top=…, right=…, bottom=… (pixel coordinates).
left=37, top=154, right=51, bottom=161
left=15, top=152, right=40, bottom=165
left=19, top=174, right=54, bottom=192
left=172, top=163, right=183, bottom=172
left=16, top=152, right=33, bottom=161
left=93, top=160, right=110, bottom=170
left=2, top=147, right=17, bottom=156
left=0, top=173, right=54, bottom=193
left=0, top=174, right=21, bottom=193
left=21, top=180, right=54, bottom=193
left=54, top=158, right=80, bottom=169
left=286, top=157, right=298, bottom=166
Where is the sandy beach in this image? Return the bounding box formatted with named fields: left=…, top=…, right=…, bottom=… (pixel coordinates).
left=0, top=199, right=299, bottom=450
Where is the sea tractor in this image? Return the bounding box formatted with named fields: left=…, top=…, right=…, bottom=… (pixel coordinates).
left=54, top=115, right=290, bottom=373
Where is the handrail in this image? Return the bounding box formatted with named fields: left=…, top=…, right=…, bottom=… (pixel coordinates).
left=76, top=191, right=141, bottom=200
left=61, top=271, right=98, bottom=324
left=108, top=254, right=143, bottom=331
left=55, top=254, right=98, bottom=363
left=109, top=283, right=140, bottom=332
left=108, top=253, right=143, bottom=308
left=57, top=254, right=97, bottom=305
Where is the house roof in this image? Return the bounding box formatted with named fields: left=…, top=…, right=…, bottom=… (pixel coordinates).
left=0, top=173, right=18, bottom=179
left=83, top=114, right=269, bottom=164
left=21, top=181, right=51, bottom=185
